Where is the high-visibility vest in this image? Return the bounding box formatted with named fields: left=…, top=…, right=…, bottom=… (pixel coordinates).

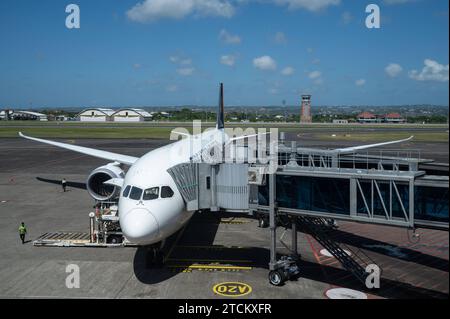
left=19, top=226, right=27, bottom=234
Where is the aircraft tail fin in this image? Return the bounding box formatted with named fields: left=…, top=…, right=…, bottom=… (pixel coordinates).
left=216, top=83, right=225, bottom=130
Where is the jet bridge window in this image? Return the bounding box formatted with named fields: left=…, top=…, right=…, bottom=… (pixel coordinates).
left=122, top=185, right=131, bottom=197
left=143, top=187, right=159, bottom=200
left=161, top=186, right=174, bottom=198
left=129, top=186, right=143, bottom=200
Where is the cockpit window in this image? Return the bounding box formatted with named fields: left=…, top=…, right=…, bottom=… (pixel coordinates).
left=143, top=187, right=159, bottom=200
left=129, top=186, right=143, bottom=200
left=122, top=185, right=131, bottom=197
left=161, top=186, right=174, bottom=198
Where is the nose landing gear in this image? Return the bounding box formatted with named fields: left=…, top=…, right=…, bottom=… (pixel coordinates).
left=145, top=240, right=166, bottom=268
left=146, top=247, right=164, bottom=268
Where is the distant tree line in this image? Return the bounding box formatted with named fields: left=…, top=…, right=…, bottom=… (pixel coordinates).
left=36, top=108, right=448, bottom=124
left=406, top=115, right=448, bottom=124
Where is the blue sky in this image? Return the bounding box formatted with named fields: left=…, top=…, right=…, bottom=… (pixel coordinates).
left=0, top=0, right=448, bottom=108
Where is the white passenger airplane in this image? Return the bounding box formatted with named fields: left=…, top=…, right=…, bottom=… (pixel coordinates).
left=19, top=83, right=413, bottom=258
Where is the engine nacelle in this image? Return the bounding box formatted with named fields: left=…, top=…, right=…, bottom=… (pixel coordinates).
left=86, top=163, right=125, bottom=201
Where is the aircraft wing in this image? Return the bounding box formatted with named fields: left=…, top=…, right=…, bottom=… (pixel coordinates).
left=19, top=132, right=138, bottom=165
left=333, top=136, right=414, bottom=154
left=229, top=132, right=271, bottom=142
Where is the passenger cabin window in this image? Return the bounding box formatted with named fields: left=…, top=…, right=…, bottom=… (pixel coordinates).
left=143, top=187, right=159, bottom=200
left=129, top=186, right=143, bottom=200
left=161, top=186, right=174, bottom=198
left=122, top=185, right=131, bottom=197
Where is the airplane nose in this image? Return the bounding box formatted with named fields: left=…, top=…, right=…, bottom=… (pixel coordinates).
left=120, top=208, right=159, bottom=243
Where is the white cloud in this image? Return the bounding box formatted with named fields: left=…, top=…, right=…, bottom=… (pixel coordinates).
left=127, top=0, right=342, bottom=23
left=273, top=31, right=287, bottom=44
left=253, top=56, right=277, bottom=71
left=281, top=66, right=295, bottom=76
left=409, top=59, right=449, bottom=82
left=133, top=63, right=142, bottom=69
left=273, top=0, right=340, bottom=12
left=166, top=84, right=178, bottom=92
left=308, top=70, right=323, bottom=85
left=180, top=58, right=192, bottom=65
left=268, top=88, right=279, bottom=94
left=177, top=67, right=195, bottom=76
left=383, top=0, right=415, bottom=5
left=355, top=79, right=366, bottom=86
left=219, top=29, right=241, bottom=44
left=170, top=56, right=192, bottom=65
left=313, top=78, right=323, bottom=85
left=127, top=0, right=235, bottom=23
left=385, top=63, right=403, bottom=78
left=220, top=55, right=236, bottom=66
left=341, top=11, right=352, bottom=24
left=308, top=70, right=321, bottom=79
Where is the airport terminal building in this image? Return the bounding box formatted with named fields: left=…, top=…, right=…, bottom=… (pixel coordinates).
left=357, top=111, right=406, bottom=124
left=0, top=110, right=48, bottom=121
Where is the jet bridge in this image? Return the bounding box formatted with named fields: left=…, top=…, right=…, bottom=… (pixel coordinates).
left=167, top=162, right=250, bottom=213
left=167, top=142, right=449, bottom=286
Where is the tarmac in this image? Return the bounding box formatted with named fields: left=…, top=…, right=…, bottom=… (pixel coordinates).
left=0, top=137, right=448, bottom=299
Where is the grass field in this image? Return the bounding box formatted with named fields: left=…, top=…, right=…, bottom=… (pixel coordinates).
left=0, top=127, right=175, bottom=139
left=0, top=121, right=448, bottom=142
left=314, top=132, right=449, bottom=143
left=1, top=120, right=448, bottom=129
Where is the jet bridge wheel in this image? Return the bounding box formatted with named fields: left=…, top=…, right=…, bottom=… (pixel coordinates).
left=269, top=269, right=287, bottom=286
left=258, top=216, right=269, bottom=228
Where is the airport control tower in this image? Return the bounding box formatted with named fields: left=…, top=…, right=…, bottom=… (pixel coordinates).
left=300, top=94, right=312, bottom=123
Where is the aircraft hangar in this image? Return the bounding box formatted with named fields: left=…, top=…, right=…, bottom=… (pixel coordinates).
left=111, top=108, right=153, bottom=122
left=77, top=108, right=115, bottom=122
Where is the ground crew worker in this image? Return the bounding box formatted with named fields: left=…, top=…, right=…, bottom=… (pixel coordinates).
left=61, top=178, right=67, bottom=192
left=18, top=222, right=27, bottom=244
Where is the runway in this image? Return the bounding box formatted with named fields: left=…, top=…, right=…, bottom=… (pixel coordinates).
left=0, top=138, right=447, bottom=298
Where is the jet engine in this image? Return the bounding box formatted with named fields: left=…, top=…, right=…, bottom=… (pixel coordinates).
left=86, top=163, right=125, bottom=201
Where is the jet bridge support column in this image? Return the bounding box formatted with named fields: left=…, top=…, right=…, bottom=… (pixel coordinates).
left=267, top=172, right=300, bottom=286
left=291, top=216, right=298, bottom=257
left=269, top=173, right=277, bottom=270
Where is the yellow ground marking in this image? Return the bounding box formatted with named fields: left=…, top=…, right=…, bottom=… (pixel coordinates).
left=175, top=245, right=250, bottom=250
left=168, top=264, right=252, bottom=271
left=167, top=258, right=253, bottom=263
left=213, top=282, right=253, bottom=297
left=219, top=218, right=250, bottom=224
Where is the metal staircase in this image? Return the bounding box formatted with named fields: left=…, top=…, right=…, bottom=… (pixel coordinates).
left=296, top=216, right=378, bottom=284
